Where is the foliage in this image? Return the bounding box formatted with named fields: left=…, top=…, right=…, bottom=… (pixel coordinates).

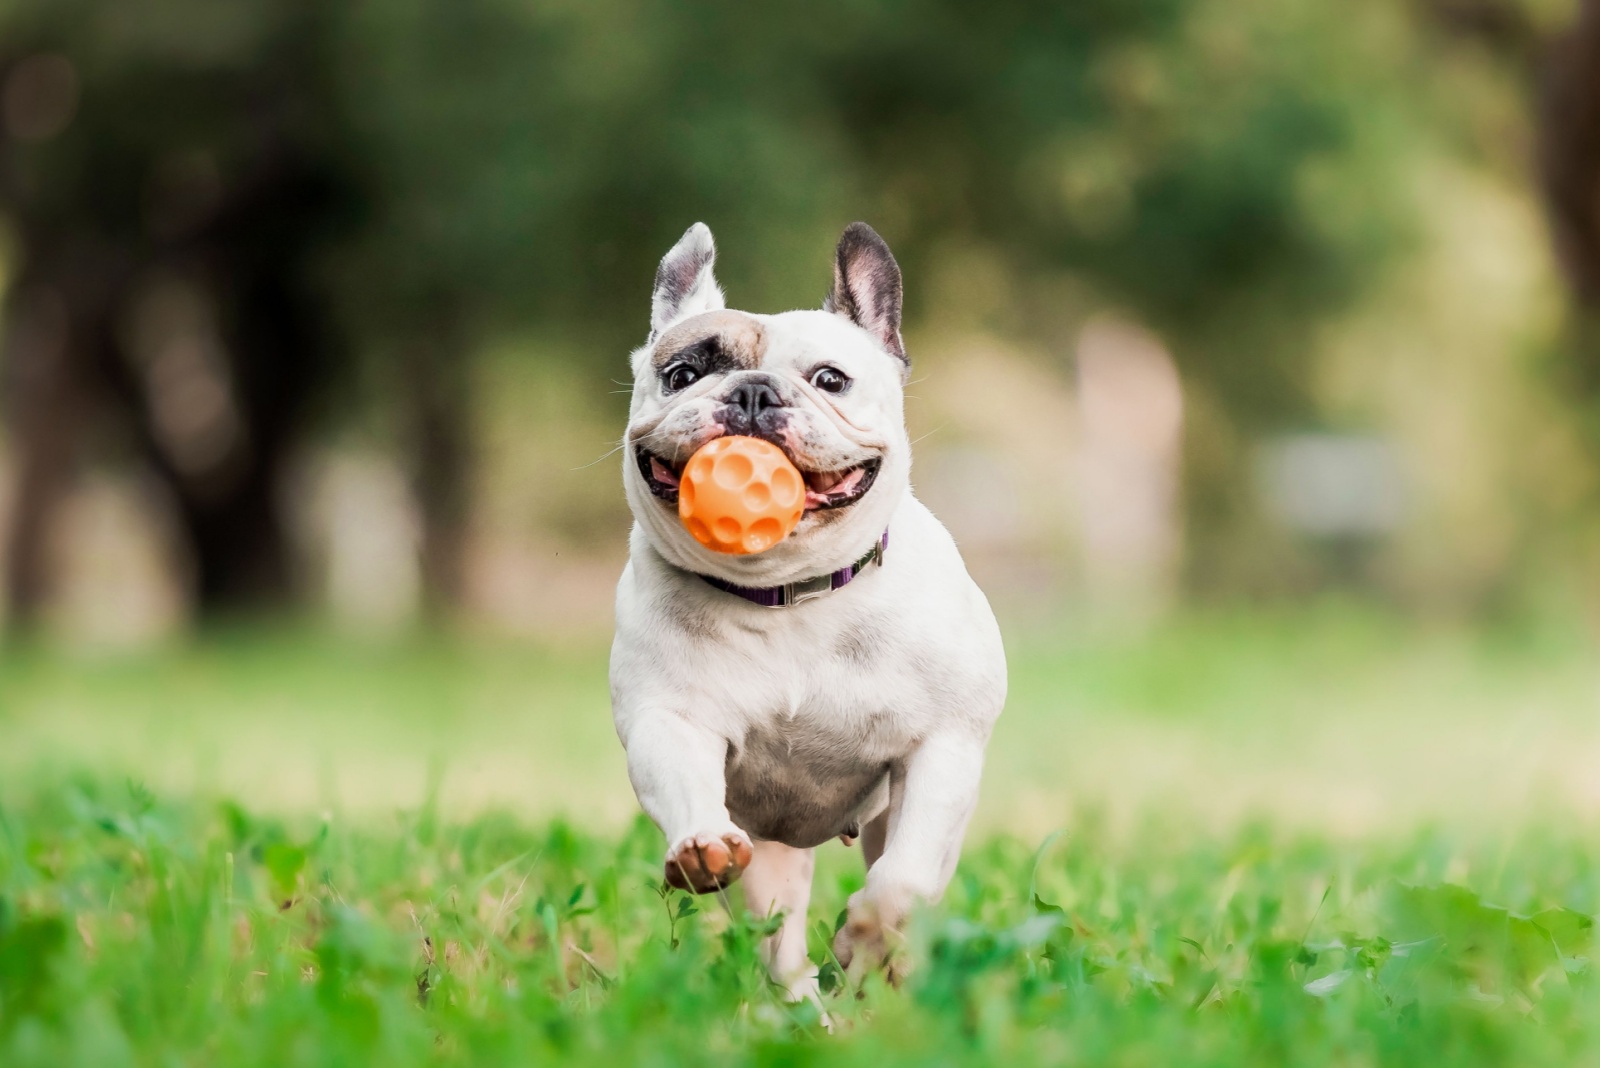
left=2, top=780, right=1599, bottom=1065
left=0, top=0, right=1564, bottom=615
left=0, top=0, right=1450, bottom=410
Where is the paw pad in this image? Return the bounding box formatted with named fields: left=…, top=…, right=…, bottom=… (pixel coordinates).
left=665, top=830, right=754, bottom=894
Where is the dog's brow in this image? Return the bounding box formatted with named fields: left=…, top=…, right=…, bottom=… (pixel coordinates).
left=651, top=310, right=765, bottom=370
left=668, top=337, right=731, bottom=369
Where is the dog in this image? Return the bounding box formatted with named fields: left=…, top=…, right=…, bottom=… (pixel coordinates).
left=611, top=221, right=1007, bottom=1001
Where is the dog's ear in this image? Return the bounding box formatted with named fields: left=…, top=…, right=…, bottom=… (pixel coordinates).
left=825, top=222, right=906, bottom=365
left=650, top=222, right=725, bottom=339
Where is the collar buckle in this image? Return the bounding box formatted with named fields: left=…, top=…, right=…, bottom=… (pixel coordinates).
left=782, top=572, right=836, bottom=608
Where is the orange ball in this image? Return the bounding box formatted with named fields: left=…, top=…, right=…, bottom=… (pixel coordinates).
left=678, top=436, right=805, bottom=554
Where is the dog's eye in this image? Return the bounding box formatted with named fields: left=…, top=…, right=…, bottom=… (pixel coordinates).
left=810, top=366, right=851, bottom=394
left=662, top=364, right=699, bottom=393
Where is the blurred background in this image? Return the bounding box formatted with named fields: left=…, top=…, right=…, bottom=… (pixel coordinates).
left=2, top=0, right=1600, bottom=832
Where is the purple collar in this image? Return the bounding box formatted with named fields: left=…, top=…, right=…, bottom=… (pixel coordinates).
left=698, top=530, right=889, bottom=608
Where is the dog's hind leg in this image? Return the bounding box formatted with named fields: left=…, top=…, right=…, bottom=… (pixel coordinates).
left=856, top=773, right=894, bottom=869
left=860, top=808, right=890, bottom=869
left=742, top=839, right=820, bottom=1005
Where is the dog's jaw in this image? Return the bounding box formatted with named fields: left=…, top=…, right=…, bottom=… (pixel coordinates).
left=623, top=436, right=908, bottom=589
left=633, top=440, right=883, bottom=512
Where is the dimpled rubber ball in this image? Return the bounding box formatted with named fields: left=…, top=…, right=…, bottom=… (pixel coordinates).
left=678, top=436, right=805, bottom=554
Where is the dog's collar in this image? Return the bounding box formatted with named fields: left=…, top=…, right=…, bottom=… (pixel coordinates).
left=697, top=530, right=889, bottom=608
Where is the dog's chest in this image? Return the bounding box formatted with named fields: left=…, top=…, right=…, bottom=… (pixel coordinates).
left=722, top=698, right=902, bottom=849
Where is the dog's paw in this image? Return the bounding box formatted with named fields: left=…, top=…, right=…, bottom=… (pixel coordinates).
left=831, top=891, right=908, bottom=983
left=664, top=828, right=754, bottom=894
left=780, top=972, right=834, bottom=1031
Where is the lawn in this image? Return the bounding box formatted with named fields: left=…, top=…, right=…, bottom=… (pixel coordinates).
left=2, top=605, right=1599, bottom=1065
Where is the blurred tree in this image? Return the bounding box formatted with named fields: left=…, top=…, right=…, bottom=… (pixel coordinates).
left=1539, top=0, right=1600, bottom=424
left=0, top=1, right=360, bottom=624
left=0, top=0, right=1475, bottom=621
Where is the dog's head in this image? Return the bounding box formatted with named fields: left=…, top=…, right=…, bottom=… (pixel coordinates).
left=624, top=222, right=911, bottom=586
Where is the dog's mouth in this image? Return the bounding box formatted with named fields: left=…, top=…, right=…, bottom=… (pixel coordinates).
left=635, top=445, right=881, bottom=513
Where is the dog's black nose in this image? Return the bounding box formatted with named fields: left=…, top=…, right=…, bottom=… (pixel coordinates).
left=728, top=379, right=782, bottom=424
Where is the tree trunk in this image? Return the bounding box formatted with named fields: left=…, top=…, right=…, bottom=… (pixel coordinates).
left=1, top=283, right=81, bottom=628
left=404, top=306, right=473, bottom=621
left=189, top=265, right=326, bottom=612
left=1539, top=0, right=1600, bottom=400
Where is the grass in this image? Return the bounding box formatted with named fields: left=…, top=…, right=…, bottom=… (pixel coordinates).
left=3, top=604, right=1600, bottom=1064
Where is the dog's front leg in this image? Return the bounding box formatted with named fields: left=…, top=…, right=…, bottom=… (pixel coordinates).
left=833, top=729, right=984, bottom=975
left=622, top=712, right=753, bottom=893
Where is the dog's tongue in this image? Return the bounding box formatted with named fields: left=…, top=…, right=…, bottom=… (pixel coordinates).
left=804, top=465, right=865, bottom=509
left=650, top=456, right=681, bottom=487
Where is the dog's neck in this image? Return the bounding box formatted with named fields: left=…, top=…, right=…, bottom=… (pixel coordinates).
left=688, top=530, right=889, bottom=609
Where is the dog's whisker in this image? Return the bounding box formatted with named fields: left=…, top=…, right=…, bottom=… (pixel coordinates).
left=572, top=451, right=623, bottom=471
left=627, top=424, right=691, bottom=458
left=573, top=440, right=633, bottom=470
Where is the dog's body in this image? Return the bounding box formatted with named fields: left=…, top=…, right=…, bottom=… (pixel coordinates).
left=611, top=222, right=1006, bottom=998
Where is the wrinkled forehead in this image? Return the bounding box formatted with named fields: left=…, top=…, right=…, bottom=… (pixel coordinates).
left=648, top=308, right=884, bottom=375
left=648, top=310, right=767, bottom=371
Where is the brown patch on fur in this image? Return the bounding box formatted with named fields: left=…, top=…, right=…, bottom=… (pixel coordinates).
left=651, top=310, right=767, bottom=370
left=661, top=595, right=723, bottom=642
left=833, top=623, right=877, bottom=665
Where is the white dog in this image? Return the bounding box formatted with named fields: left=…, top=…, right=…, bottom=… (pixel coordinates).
left=611, top=221, right=1007, bottom=1000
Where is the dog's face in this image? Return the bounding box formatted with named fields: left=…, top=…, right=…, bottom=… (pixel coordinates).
left=624, top=223, right=912, bottom=586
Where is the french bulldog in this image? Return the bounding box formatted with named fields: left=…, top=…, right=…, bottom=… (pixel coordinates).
left=610, top=221, right=1007, bottom=1001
